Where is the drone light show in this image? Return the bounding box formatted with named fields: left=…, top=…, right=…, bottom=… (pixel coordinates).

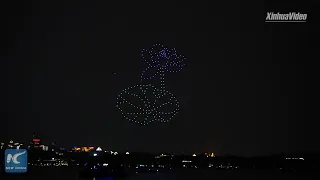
left=116, top=43, right=186, bottom=125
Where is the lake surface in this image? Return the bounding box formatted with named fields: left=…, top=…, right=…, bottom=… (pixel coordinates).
left=0, top=168, right=317, bottom=180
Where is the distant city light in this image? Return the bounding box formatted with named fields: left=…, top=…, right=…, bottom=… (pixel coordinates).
left=192, top=154, right=197, bottom=156
left=126, top=152, right=130, bottom=155
left=286, top=157, right=304, bottom=160
left=182, top=160, right=192, bottom=163
left=96, top=147, right=102, bottom=152
left=93, top=153, right=98, bottom=156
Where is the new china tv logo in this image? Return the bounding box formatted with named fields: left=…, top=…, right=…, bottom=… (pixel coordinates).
left=4, top=149, right=28, bottom=173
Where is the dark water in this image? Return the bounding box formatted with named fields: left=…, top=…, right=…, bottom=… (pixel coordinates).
left=0, top=168, right=317, bottom=180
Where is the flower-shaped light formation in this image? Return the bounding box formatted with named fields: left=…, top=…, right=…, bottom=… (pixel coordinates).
left=116, top=84, right=180, bottom=125
left=141, top=44, right=186, bottom=89
left=116, top=43, right=186, bottom=125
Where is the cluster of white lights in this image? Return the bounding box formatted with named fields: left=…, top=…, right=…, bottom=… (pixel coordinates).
left=116, top=43, right=186, bottom=125
left=116, top=84, right=180, bottom=125
left=286, top=157, right=304, bottom=160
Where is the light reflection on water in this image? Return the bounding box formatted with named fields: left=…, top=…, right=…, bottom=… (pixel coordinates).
left=0, top=168, right=315, bottom=180
left=93, top=177, right=114, bottom=180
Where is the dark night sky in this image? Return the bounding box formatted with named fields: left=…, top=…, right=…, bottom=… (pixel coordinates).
left=1, top=1, right=318, bottom=156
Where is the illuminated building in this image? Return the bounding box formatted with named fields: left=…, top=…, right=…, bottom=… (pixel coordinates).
left=51, top=142, right=57, bottom=151
left=7, top=140, right=23, bottom=149
left=28, top=134, right=48, bottom=151
left=16, top=143, right=23, bottom=149
left=82, top=147, right=94, bottom=152
left=182, top=160, right=193, bottom=168
left=40, top=145, right=49, bottom=151
left=29, top=133, right=41, bottom=150
left=204, top=152, right=215, bottom=157
left=73, top=146, right=95, bottom=152
left=110, top=151, right=118, bottom=155
left=8, top=140, right=14, bottom=148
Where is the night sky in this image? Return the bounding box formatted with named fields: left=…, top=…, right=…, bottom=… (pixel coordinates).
left=1, top=1, right=317, bottom=156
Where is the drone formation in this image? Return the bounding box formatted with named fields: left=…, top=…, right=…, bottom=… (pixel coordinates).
left=116, top=44, right=186, bottom=125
